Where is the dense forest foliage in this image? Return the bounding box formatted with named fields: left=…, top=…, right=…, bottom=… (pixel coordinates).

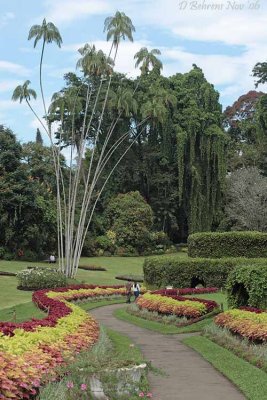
left=2, top=56, right=267, bottom=260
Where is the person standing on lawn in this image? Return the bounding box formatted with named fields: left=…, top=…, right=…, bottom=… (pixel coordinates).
left=125, top=281, right=132, bottom=303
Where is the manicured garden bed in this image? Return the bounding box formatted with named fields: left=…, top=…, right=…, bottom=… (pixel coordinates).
left=214, top=307, right=267, bottom=342
left=136, top=291, right=219, bottom=319
left=0, top=284, right=128, bottom=399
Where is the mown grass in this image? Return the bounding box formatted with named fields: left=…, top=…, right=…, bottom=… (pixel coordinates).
left=0, top=253, right=187, bottom=310
left=0, top=301, right=46, bottom=322
left=106, top=327, right=145, bottom=365
left=188, top=292, right=228, bottom=310
left=0, top=257, right=144, bottom=310
left=114, top=307, right=215, bottom=334
left=183, top=336, right=267, bottom=400
left=0, top=298, right=127, bottom=322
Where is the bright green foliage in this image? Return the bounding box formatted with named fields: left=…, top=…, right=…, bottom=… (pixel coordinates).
left=54, top=65, right=227, bottom=242
left=143, top=254, right=267, bottom=289
left=0, top=127, right=57, bottom=259
left=17, top=267, right=67, bottom=290
left=227, top=264, right=267, bottom=309
left=104, top=191, right=154, bottom=254
left=188, top=231, right=267, bottom=258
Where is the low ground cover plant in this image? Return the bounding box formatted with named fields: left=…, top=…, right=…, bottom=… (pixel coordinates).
left=136, top=292, right=219, bottom=319
left=214, top=308, right=267, bottom=342
left=78, top=265, right=107, bottom=271
left=204, top=322, right=267, bottom=372
left=0, top=284, right=129, bottom=399
left=153, top=287, right=218, bottom=296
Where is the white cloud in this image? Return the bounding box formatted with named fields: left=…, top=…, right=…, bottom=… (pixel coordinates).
left=45, top=0, right=111, bottom=24
left=0, top=11, right=15, bottom=28
left=0, top=80, right=21, bottom=93
left=0, top=99, right=22, bottom=110
left=0, top=61, right=30, bottom=76
left=129, top=0, right=267, bottom=46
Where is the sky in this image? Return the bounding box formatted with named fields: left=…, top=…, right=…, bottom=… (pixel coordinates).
left=1, top=0, right=267, bottom=144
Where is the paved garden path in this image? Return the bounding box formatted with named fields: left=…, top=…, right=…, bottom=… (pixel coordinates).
left=91, top=304, right=245, bottom=400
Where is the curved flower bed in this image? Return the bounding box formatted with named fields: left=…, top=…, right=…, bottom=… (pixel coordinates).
left=153, top=287, right=218, bottom=296
left=214, top=308, right=267, bottom=342
left=0, top=284, right=126, bottom=399
left=137, top=292, right=218, bottom=318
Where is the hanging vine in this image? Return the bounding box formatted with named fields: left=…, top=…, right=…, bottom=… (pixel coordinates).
left=174, top=66, right=229, bottom=234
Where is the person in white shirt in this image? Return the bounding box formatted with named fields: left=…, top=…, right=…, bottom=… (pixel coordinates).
left=133, top=281, right=140, bottom=300
left=49, top=254, right=56, bottom=263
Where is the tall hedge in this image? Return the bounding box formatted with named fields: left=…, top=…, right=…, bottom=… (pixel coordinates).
left=227, top=264, right=267, bottom=309
left=143, top=255, right=267, bottom=289
left=188, top=231, right=267, bottom=258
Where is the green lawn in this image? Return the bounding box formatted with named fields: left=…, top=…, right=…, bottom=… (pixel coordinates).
left=114, top=307, right=215, bottom=334
left=0, top=256, right=146, bottom=310
left=188, top=292, right=228, bottom=310
left=183, top=336, right=267, bottom=400
left=0, top=253, right=188, bottom=310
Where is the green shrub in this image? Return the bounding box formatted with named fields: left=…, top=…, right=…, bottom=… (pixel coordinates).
left=143, top=255, right=267, bottom=289
left=20, top=249, right=39, bottom=262
left=188, top=231, right=267, bottom=258
left=226, top=264, right=267, bottom=309
left=95, top=235, right=115, bottom=252
left=115, top=246, right=139, bottom=257
left=0, top=246, right=6, bottom=259
left=17, top=266, right=67, bottom=290
left=104, top=191, right=154, bottom=254
left=3, top=252, right=14, bottom=260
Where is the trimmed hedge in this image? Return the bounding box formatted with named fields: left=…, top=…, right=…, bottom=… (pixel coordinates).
left=226, top=264, right=267, bottom=309
left=143, top=255, right=267, bottom=289
left=188, top=231, right=267, bottom=258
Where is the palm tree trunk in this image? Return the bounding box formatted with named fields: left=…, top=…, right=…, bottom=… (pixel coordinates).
left=40, top=39, right=47, bottom=117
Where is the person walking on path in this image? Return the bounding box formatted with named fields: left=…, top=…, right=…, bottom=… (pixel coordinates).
left=133, top=281, right=140, bottom=301
left=125, top=281, right=132, bottom=303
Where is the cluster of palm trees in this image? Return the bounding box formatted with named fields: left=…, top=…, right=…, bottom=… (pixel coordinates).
left=12, top=11, right=165, bottom=277
left=11, top=11, right=165, bottom=277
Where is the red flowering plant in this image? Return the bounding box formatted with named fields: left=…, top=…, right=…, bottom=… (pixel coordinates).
left=0, top=284, right=128, bottom=399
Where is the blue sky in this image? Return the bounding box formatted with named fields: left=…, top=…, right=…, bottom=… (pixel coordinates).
left=1, top=0, right=267, bottom=143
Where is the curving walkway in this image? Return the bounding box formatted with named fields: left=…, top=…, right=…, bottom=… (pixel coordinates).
left=91, top=304, right=245, bottom=400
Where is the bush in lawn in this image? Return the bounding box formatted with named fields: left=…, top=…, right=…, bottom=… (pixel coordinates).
left=104, top=191, right=154, bottom=254
left=226, top=264, right=267, bottom=309
left=143, top=255, right=267, bottom=289
left=188, top=231, right=267, bottom=258
left=17, top=266, right=67, bottom=290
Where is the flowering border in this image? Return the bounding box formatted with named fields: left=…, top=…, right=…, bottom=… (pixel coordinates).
left=153, top=287, right=218, bottom=296
left=137, top=292, right=218, bottom=319
left=214, top=308, right=267, bottom=342
left=0, top=284, right=127, bottom=399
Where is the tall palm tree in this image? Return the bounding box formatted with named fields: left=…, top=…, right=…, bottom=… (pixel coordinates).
left=134, top=47, right=163, bottom=75
left=141, top=88, right=176, bottom=125
left=12, top=80, right=47, bottom=133
left=104, top=11, right=135, bottom=59
left=12, top=80, right=36, bottom=104
left=76, top=44, right=114, bottom=77
left=28, top=18, right=62, bottom=116
left=108, top=86, right=138, bottom=117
